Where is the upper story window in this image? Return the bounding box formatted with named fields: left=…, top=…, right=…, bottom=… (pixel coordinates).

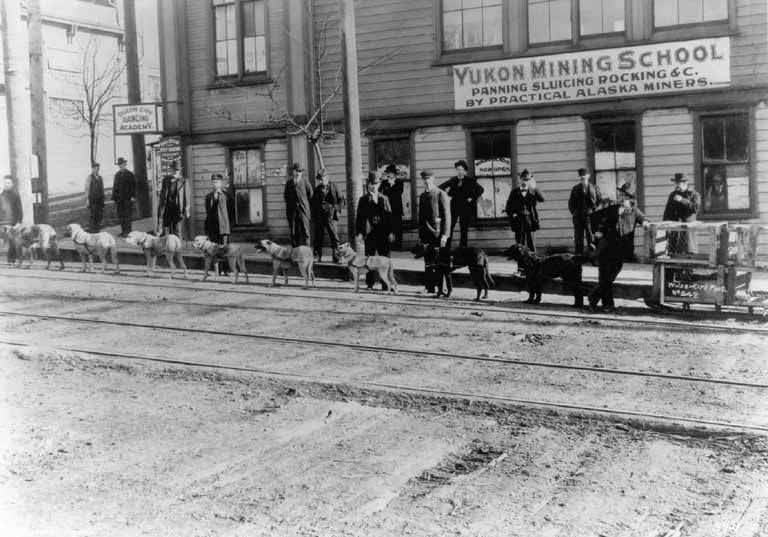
left=528, top=0, right=572, bottom=44
left=580, top=0, right=625, bottom=36
left=442, top=0, right=503, bottom=51
left=213, top=0, right=267, bottom=79
left=654, top=0, right=728, bottom=28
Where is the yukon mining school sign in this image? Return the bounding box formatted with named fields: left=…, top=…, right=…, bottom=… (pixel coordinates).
left=113, top=104, right=160, bottom=134
left=453, top=37, right=730, bottom=110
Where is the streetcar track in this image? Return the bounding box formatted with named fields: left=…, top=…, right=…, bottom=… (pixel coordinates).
left=0, top=310, right=765, bottom=389
left=2, top=339, right=766, bottom=435
left=2, top=269, right=767, bottom=335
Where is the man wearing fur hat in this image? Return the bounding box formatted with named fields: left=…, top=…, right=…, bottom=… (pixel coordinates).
left=663, top=172, right=700, bottom=255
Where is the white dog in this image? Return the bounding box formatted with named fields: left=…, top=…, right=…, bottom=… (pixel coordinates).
left=256, top=239, right=315, bottom=288
left=65, top=223, right=119, bottom=273
left=125, top=231, right=187, bottom=278
left=192, top=235, right=249, bottom=284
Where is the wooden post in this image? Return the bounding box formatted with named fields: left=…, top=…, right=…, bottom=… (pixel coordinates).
left=123, top=0, right=150, bottom=217
left=1, top=0, right=34, bottom=225
left=28, top=0, right=48, bottom=223
left=339, top=0, right=363, bottom=243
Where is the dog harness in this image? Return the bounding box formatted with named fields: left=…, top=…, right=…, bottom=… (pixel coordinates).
left=72, top=232, right=94, bottom=254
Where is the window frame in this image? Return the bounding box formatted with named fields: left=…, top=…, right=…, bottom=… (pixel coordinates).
left=526, top=0, right=574, bottom=47
left=225, top=144, right=269, bottom=229
left=435, top=0, right=507, bottom=63
left=368, top=132, right=417, bottom=225
left=577, top=0, right=627, bottom=39
left=693, top=108, right=757, bottom=220
left=651, top=0, right=730, bottom=31
left=586, top=115, right=644, bottom=211
left=211, top=0, right=270, bottom=85
left=465, top=124, right=517, bottom=225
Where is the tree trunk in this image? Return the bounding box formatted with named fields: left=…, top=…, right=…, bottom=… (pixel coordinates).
left=89, top=126, right=97, bottom=167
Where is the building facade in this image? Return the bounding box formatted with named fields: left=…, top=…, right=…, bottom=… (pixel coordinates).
left=159, top=0, right=768, bottom=253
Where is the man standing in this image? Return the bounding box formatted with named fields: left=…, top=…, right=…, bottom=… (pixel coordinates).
left=284, top=162, right=313, bottom=247
left=1, top=175, right=23, bottom=265
left=85, top=162, right=105, bottom=232
left=440, top=160, right=483, bottom=248
left=568, top=168, right=599, bottom=254
left=504, top=169, right=544, bottom=253
left=356, top=172, right=393, bottom=289
left=418, top=169, right=451, bottom=293
left=157, top=162, right=187, bottom=237
left=379, top=164, right=404, bottom=250
left=112, top=157, right=136, bottom=237
left=663, top=172, right=700, bottom=255
left=205, top=173, right=235, bottom=245
left=311, top=168, right=342, bottom=262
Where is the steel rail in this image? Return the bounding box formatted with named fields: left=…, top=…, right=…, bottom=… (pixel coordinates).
left=1, top=269, right=767, bottom=335
left=0, top=309, right=766, bottom=389
left=2, top=339, right=766, bottom=435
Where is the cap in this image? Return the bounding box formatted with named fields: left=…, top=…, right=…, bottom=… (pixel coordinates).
left=91, top=162, right=100, bottom=168
left=519, top=169, right=531, bottom=179
left=366, top=171, right=380, bottom=184
left=291, top=162, right=305, bottom=173
left=384, top=164, right=398, bottom=175
left=316, top=167, right=327, bottom=179
left=671, top=172, right=687, bottom=183
left=454, top=160, right=469, bottom=171
left=420, top=169, right=435, bottom=179
left=211, top=173, right=224, bottom=181
left=117, top=157, right=127, bottom=165
left=618, top=183, right=635, bottom=199
left=577, top=168, right=588, bottom=176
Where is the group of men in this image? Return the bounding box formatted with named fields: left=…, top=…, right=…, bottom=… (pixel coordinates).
left=85, top=158, right=137, bottom=237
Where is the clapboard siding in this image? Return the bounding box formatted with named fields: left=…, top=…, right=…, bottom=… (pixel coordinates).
left=752, top=102, right=768, bottom=255
left=516, top=116, right=588, bottom=249
left=413, top=125, right=467, bottom=180
left=641, top=109, right=694, bottom=221
left=732, top=0, right=768, bottom=84
left=188, top=144, right=227, bottom=235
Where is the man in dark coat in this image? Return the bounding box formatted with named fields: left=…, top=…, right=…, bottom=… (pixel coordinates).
left=379, top=164, right=405, bottom=250
left=418, top=169, right=451, bottom=293
left=588, top=203, right=623, bottom=313
left=157, top=162, right=187, bottom=237
left=311, top=168, right=342, bottom=262
left=112, top=157, right=136, bottom=237
left=663, top=172, right=700, bottom=255
left=356, top=171, right=393, bottom=289
left=617, top=184, right=645, bottom=261
left=505, top=169, right=544, bottom=253
left=440, top=159, right=483, bottom=249
left=568, top=168, right=599, bottom=254
left=284, top=162, right=313, bottom=247
left=204, top=174, right=235, bottom=244
left=85, top=162, right=105, bottom=232
left=1, top=175, right=23, bottom=265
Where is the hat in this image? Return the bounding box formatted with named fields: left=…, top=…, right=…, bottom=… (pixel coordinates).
left=420, top=169, right=435, bottom=179
left=671, top=172, right=688, bottom=183
left=519, top=169, right=531, bottom=179
left=117, top=157, right=127, bottom=165
left=454, top=160, right=469, bottom=171
left=384, top=164, right=398, bottom=175
left=316, top=167, right=327, bottom=179
left=291, top=162, right=305, bottom=173
left=91, top=162, right=100, bottom=168
left=366, top=171, right=380, bottom=184
left=577, top=168, right=588, bottom=176
left=618, top=183, right=635, bottom=199
left=211, top=173, right=224, bottom=181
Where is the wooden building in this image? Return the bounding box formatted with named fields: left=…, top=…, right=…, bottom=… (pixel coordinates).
left=158, top=0, right=768, bottom=253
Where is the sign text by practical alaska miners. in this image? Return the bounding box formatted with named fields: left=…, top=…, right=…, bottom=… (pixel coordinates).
left=453, top=37, right=730, bottom=110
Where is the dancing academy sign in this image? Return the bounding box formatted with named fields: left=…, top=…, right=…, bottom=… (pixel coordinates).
left=453, top=37, right=730, bottom=110
left=113, top=103, right=161, bottom=134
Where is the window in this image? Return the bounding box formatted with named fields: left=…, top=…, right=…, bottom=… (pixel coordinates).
left=654, top=0, right=728, bottom=27
left=442, top=0, right=503, bottom=51
left=230, top=147, right=266, bottom=225
left=213, top=0, right=267, bottom=78
left=591, top=121, right=637, bottom=202
left=528, top=0, right=571, bottom=44
left=373, top=138, right=414, bottom=221
left=580, top=0, right=625, bottom=35
left=472, top=131, right=512, bottom=219
left=699, top=112, right=751, bottom=216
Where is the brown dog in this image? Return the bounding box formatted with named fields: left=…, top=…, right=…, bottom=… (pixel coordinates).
left=2, top=224, right=35, bottom=268
left=192, top=235, right=248, bottom=284
left=256, top=239, right=315, bottom=287
left=335, top=242, right=397, bottom=294
left=126, top=231, right=187, bottom=278
left=65, top=223, right=120, bottom=273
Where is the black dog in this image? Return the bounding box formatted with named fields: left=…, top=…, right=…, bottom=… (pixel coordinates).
left=413, top=243, right=494, bottom=301
left=506, top=244, right=590, bottom=306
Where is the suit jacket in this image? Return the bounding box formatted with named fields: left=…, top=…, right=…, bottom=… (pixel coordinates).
left=158, top=175, right=187, bottom=226
left=379, top=179, right=405, bottom=216
left=0, top=188, right=22, bottom=225
left=663, top=188, right=700, bottom=222
left=112, top=169, right=136, bottom=208
left=568, top=182, right=599, bottom=218
left=505, top=187, right=544, bottom=232
left=356, top=193, right=392, bottom=237
left=418, top=187, right=451, bottom=244
left=439, top=176, right=484, bottom=219
left=284, top=178, right=313, bottom=221
left=85, top=173, right=105, bottom=206
left=311, top=181, right=342, bottom=221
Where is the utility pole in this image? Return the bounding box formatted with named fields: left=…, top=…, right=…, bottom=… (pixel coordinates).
left=339, top=0, right=363, bottom=243
left=1, top=0, right=34, bottom=225
left=28, top=0, right=48, bottom=223
left=123, top=0, right=150, bottom=217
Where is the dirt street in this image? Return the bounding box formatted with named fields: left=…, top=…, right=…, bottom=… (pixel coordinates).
left=1, top=267, right=768, bottom=536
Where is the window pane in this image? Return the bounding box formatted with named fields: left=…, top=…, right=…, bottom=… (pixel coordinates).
left=476, top=177, right=496, bottom=218
left=550, top=0, right=572, bottom=41
left=215, top=42, right=227, bottom=75
left=473, top=134, right=493, bottom=160
left=254, top=1, right=265, bottom=34
left=215, top=6, right=226, bottom=39
left=702, top=118, right=725, bottom=160
left=443, top=0, right=461, bottom=11
left=243, top=1, right=256, bottom=36
left=463, top=0, right=482, bottom=8
left=595, top=170, right=618, bottom=201
left=482, top=0, right=502, bottom=5
left=233, top=150, right=247, bottom=185
left=580, top=0, right=603, bottom=35
left=528, top=1, right=550, bottom=43
left=225, top=4, right=236, bottom=38
left=490, top=132, right=511, bottom=158
left=244, top=37, right=256, bottom=72
left=483, top=5, right=503, bottom=46
left=493, top=177, right=512, bottom=218
left=724, top=165, right=749, bottom=210
left=247, top=149, right=261, bottom=182
left=703, top=0, right=727, bottom=20
left=679, top=0, right=703, bottom=25
left=235, top=190, right=250, bottom=225
left=604, top=0, right=625, bottom=32
left=443, top=10, right=462, bottom=49
left=725, top=115, right=748, bottom=162
left=249, top=188, right=264, bottom=223
left=227, top=40, right=238, bottom=74
left=463, top=8, right=483, bottom=47
left=654, top=0, right=678, bottom=26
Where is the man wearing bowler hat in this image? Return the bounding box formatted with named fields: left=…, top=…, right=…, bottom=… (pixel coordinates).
left=284, top=162, right=313, bottom=247
left=504, top=169, right=544, bottom=253
left=568, top=168, right=599, bottom=254
left=356, top=171, right=393, bottom=289
left=112, top=157, right=136, bottom=237
left=663, top=172, right=700, bottom=255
